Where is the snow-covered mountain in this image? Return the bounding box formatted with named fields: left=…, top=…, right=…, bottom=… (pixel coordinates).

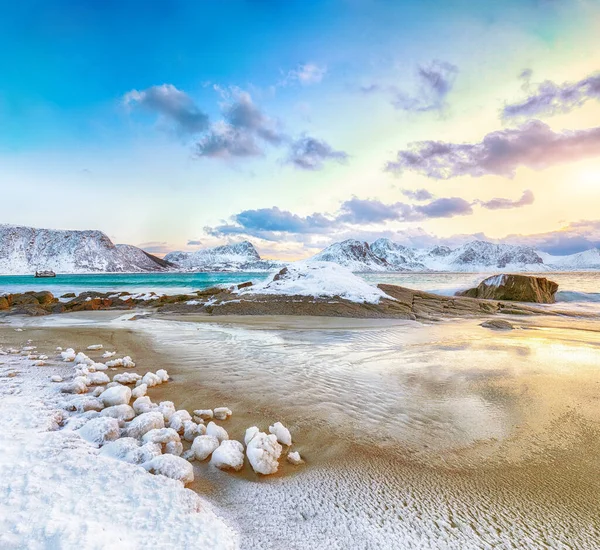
left=308, top=238, right=600, bottom=272
left=164, top=241, right=281, bottom=272
left=0, top=224, right=169, bottom=275
left=309, top=239, right=395, bottom=272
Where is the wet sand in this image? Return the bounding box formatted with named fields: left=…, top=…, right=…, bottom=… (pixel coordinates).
left=2, top=311, right=600, bottom=548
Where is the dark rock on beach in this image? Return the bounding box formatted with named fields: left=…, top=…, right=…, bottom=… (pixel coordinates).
left=456, top=274, right=558, bottom=304
left=480, top=319, right=514, bottom=331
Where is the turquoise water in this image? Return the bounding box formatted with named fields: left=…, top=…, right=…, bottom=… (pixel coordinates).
left=1, top=270, right=599, bottom=302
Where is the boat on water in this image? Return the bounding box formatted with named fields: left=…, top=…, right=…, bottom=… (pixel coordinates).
left=35, top=270, right=56, bottom=278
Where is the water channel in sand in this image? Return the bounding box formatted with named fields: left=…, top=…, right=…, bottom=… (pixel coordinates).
left=5, top=311, right=600, bottom=548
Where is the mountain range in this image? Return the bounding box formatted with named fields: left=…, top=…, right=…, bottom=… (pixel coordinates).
left=1, top=224, right=600, bottom=275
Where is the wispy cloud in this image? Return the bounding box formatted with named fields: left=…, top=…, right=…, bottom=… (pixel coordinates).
left=477, top=189, right=534, bottom=210
left=385, top=120, right=600, bottom=179
left=400, top=188, right=434, bottom=201
left=503, top=70, right=600, bottom=119
left=280, top=63, right=327, bottom=86
left=287, top=136, right=348, bottom=170
left=124, top=84, right=209, bottom=134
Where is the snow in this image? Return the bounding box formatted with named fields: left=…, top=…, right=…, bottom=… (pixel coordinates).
left=269, top=421, right=292, bottom=446
left=0, top=223, right=169, bottom=275
left=237, top=261, right=393, bottom=304
left=192, top=435, right=220, bottom=461
left=287, top=451, right=303, bottom=465
left=482, top=274, right=506, bottom=287
left=206, top=421, right=229, bottom=442
left=210, top=440, right=245, bottom=471
left=98, top=385, right=132, bottom=407
left=142, top=454, right=195, bottom=485
left=76, top=416, right=120, bottom=446
left=246, top=432, right=282, bottom=475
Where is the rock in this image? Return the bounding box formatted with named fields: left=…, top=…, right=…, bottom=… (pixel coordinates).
left=237, top=281, right=253, bottom=289
left=61, top=293, right=76, bottom=298
left=480, top=319, right=514, bottom=331
left=456, top=274, right=558, bottom=304
left=210, top=440, right=245, bottom=471
left=0, top=297, right=8, bottom=310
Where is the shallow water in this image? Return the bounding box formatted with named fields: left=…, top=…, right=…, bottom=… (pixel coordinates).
left=7, top=312, right=600, bottom=548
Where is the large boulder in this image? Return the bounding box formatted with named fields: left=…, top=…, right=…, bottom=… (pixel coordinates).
left=456, top=274, right=558, bottom=303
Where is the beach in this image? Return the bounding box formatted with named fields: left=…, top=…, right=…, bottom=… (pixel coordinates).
left=2, top=306, right=600, bottom=548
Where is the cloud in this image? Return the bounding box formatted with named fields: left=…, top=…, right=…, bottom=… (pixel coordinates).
left=337, top=198, right=418, bottom=223
left=503, top=70, right=600, bottom=119
left=477, top=189, right=534, bottom=210
left=400, top=188, right=434, bottom=201
left=187, top=240, right=203, bottom=246
left=124, top=84, right=209, bottom=134
left=385, top=120, right=600, bottom=179
left=287, top=136, right=349, bottom=170
left=281, top=63, right=327, bottom=86
left=364, top=61, right=458, bottom=113
left=137, top=241, right=172, bottom=254
left=196, top=90, right=284, bottom=158
left=415, top=197, right=473, bottom=218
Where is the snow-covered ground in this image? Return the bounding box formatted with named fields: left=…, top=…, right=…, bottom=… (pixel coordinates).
left=236, top=261, right=393, bottom=304
left=0, top=349, right=238, bottom=549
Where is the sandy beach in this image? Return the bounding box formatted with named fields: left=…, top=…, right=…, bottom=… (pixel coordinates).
left=3, top=308, right=600, bottom=548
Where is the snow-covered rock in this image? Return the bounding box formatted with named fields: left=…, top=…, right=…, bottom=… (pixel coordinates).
left=269, top=422, right=292, bottom=446
left=183, top=420, right=201, bottom=442
left=0, top=223, right=169, bottom=274
left=194, top=409, right=213, bottom=420
left=98, top=385, right=132, bottom=407
left=244, top=426, right=259, bottom=446
left=76, top=417, right=120, bottom=446
left=64, top=396, right=104, bottom=413
left=170, top=410, right=193, bottom=434
left=246, top=432, right=282, bottom=475
left=214, top=407, right=232, bottom=420
left=237, top=262, right=392, bottom=304
left=113, top=372, right=142, bottom=385
left=143, top=454, right=194, bottom=485
left=192, top=435, right=220, bottom=461
left=206, top=421, right=229, bottom=442
left=122, top=411, right=165, bottom=439
left=142, top=428, right=182, bottom=457
left=87, top=344, right=103, bottom=350
left=132, top=396, right=157, bottom=415
left=61, top=348, right=76, bottom=362
left=287, top=451, right=304, bottom=465
left=310, top=239, right=390, bottom=272
left=210, top=440, right=245, bottom=471
left=132, top=384, right=147, bottom=399
left=100, top=404, right=136, bottom=424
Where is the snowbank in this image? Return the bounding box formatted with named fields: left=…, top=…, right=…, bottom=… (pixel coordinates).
left=236, top=261, right=392, bottom=304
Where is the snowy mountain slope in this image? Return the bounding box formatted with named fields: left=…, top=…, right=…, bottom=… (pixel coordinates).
left=309, top=239, right=394, bottom=272
left=370, top=238, right=426, bottom=270
left=541, top=248, right=600, bottom=269
left=164, top=241, right=281, bottom=272
left=0, top=224, right=168, bottom=274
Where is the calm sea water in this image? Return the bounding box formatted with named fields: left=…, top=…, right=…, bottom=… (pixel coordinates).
left=1, top=270, right=599, bottom=303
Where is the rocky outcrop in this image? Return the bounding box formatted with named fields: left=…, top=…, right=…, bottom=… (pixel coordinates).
left=456, top=274, right=558, bottom=303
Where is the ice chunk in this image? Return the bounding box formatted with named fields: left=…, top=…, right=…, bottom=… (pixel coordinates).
left=74, top=352, right=93, bottom=366
left=132, top=396, right=157, bottom=415
left=140, top=372, right=161, bottom=387
left=191, top=435, right=220, bottom=461
left=122, top=411, right=165, bottom=439
left=87, top=344, right=103, bottom=350
left=76, top=417, right=120, bottom=446
left=106, top=356, right=135, bottom=368
left=62, top=410, right=100, bottom=431
left=60, top=377, right=88, bottom=394
left=102, top=351, right=116, bottom=358
left=210, top=440, right=244, bottom=471
left=269, top=421, right=292, bottom=446
left=64, top=396, right=104, bottom=413
left=169, top=410, right=193, bottom=434
left=50, top=375, right=63, bottom=383
left=61, top=348, right=76, bottom=362
left=156, top=369, right=169, bottom=382
left=193, top=409, right=213, bottom=420
left=246, top=432, right=282, bottom=475
left=91, top=362, right=108, bottom=371
left=158, top=401, right=177, bottom=423
left=100, top=437, right=141, bottom=461
left=244, top=426, right=259, bottom=446
left=206, top=421, right=229, bottom=442
left=183, top=420, right=200, bottom=442
left=142, top=427, right=181, bottom=446
left=99, top=385, right=132, bottom=407
left=143, top=454, right=194, bottom=485
left=87, top=372, right=110, bottom=385
left=287, top=451, right=304, bottom=465
left=92, top=386, right=105, bottom=397
left=100, top=404, right=136, bottom=425
left=165, top=440, right=183, bottom=456
left=214, top=407, right=232, bottom=420
left=113, top=372, right=142, bottom=385
left=131, top=384, right=147, bottom=399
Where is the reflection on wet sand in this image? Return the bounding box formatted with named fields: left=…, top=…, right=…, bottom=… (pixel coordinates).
left=4, top=312, right=600, bottom=548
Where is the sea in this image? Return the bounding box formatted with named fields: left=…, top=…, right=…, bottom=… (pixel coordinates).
left=1, top=270, right=599, bottom=306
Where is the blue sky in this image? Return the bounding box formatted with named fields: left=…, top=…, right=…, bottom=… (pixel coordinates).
left=1, top=0, right=600, bottom=257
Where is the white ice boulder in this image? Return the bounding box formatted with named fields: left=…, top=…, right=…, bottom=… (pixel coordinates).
left=74, top=352, right=93, bottom=366
left=99, top=385, right=132, bottom=407
left=183, top=420, right=200, bottom=442
left=63, top=411, right=100, bottom=431
left=269, top=422, right=292, bottom=446
left=76, top=416, right=120, bottom=446
left=244, top=426, right=259, bottom=446
left=100, top=404, right=136, bottom=425
left=156, top=369, right=169, bottom=382
left=193, top=409, right=213, bottom=420
left=87, top=371, right=110, bottom=385
left=206, top=421, right=229, bottom=442
left=132, top=396, right=157, bottom=415
left=50, top=375, right=63, bottom=383
left=246, top=432, right=282, bottom=475
left=87, top=344, right=103, bottom=350
left=91, top=362, right=108, bottom=371
left=143, top=454, right=194, bottom=485
left=100, top=437, right=141, bottom=461
left=92, top=386, right=105, bottom=397
left=113, top=372, right=142, bottom=385
left=60, top=376, right=88, bottom=394
left=214, top=407, right=232, bottom=420
left=169, top=410, right=193, bottom=434
left=61, top=348, right=76, bottom=362
left=158, top=401, right=177, bottom=423
left=140, top=372, right=161, bottom=387
left=191, top=435, right=220, bottom=461
left=131, top=383, right=147, bottom=399
left=102, top=351, right=116, bottom=358
left=122, top=411, right=165, bottom=439
left=287, top=451, right=304, bottom=465
left=142, top=427, right=181, bottom=447
left=210, top=440, right=245, bottom=471
left=64, top=396, right=104, bottom=413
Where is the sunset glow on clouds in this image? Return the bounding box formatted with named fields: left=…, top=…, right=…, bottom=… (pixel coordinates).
left=1, top=0, right=599, bottom=258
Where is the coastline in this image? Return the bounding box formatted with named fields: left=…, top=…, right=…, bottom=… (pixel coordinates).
left=3, top=308, right=600, bottom=547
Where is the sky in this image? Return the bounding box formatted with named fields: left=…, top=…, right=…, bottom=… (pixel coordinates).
left=1, top=0, right=600, bottom=259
